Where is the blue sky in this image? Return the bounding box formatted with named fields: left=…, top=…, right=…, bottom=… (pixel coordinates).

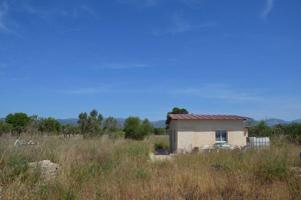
left=0, top=0, right=300, bottom=120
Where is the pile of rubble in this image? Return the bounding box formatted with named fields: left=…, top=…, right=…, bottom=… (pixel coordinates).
left=14, top=139, right=38, bottom=147
left=149, top=153, right=173, bottom=162
left=28, top=160, right=60, bottom=181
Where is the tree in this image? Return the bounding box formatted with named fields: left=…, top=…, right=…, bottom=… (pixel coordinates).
left=26, top=115, right=40, bottom=134
left=249, top=121, right=272, bottom=137
left=78, top=112, right=89, bottom=134
left=38, top=118, right=61, bottom=133
left=5, top=113, right=30, bottom=136
left=154, top=128, right=166, bottom=135
left=124, top=117, right=153, bottom=140
left=139, top=119, right=154, bottom=138
left=87, top=109, right=103, bottom=134
left=77, top=109, right=103, bottom=137
left=103, top=117, right=120, bottom=132
left=124, top=117, right=141, bottom=140
left=169, top=107, right=189, bottom=114
left=62, top=124, right=79, bottom=137
left=273, top=124, right=285, bottom=135
left=283, top=123, right=301, bottom=144
left=165, top=107, right=189, bottom=129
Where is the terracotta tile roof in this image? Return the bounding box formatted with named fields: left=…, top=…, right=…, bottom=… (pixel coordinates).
left=168, top=114, right=248, bottom=120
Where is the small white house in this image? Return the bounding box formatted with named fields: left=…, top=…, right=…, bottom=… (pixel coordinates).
left=167, top=114, right=249, bottom=153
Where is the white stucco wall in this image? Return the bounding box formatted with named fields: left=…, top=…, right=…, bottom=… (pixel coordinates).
left=227, top=130, right=248, bottom=146
left=169, top=119, right=248, bottom=153
left=177, top=131, right=215, bottom=152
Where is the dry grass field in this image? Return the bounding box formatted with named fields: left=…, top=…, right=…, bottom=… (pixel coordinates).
left=0, top=135, right=300, bottom=200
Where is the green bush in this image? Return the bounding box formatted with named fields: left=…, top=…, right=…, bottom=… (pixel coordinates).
left=154, top=128, right=166, bottom=135
left=37, top=183, right=76, bottom=200
left=5, top=113, right=30, bottom=135
left=124, top=117, right=153, bottom=140
left=254, top=150, right=289, bottom=182
left=39, top=117, right=61, bottom=134
left=1, top=153, right=29, bottom=183
left=154, top=141, right=169, bottom=151
left=248, top=121, right=301, bottom=144
left=109, top=130, right=125, bottom=139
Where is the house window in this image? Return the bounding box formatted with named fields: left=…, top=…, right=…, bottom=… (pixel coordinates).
left=216, top=130, right=228, bottom=143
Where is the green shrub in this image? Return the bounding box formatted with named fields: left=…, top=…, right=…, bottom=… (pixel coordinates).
left=154, top=141, right=169, bottom=151
left=124, top=117, right=153, bottom=140
left=260, top=159, right=288, bottom=181
left=39, top=117, right=61, bottom=134
left=2, top=153, right=29, bottom=183
left=254, top=150, right=289, bottom=182
left=109, top=130, right=125, bottom=139
left=154, top=128, right=166, bottom=135
left=37, top=183, right=76, bottom=200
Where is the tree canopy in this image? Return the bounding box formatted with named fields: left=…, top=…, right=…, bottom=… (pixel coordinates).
left=103, top=117, right=120, bottom=132
left=249, top=121, right=301, bottom=144
left=165, top=107, right=189, bottom=129
left=154, top=128, right=166, bottom=135
left=1, top=109, right=301, bottom=144
left=124, top=117, right=153, bottom=140
left=38, top=117, right=61, bottom=133
left=78, top=109, right=103, bottom=137
left=5, top=113, right=31, bottom=135
left=139, top=119, right=154, bottom=138
left=169, top=107, right=189, bottom=114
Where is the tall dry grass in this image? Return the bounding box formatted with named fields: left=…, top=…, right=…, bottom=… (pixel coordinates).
left=0, top=135, right=300, bottom=200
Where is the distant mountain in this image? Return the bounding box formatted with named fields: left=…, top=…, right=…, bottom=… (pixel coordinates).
left=263, top=118, right=290, bottom=126
left=151, top=120, right=166, bottom=128
left=292, top=119, right=301, bottom=123
left=245, top=118, right=301, bottom=127
left=234, top=117, right=301, bottom=127
left=245, top=118, right=257, bottom=127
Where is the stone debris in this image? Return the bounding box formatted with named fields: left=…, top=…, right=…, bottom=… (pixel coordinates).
left=149, top=153, right=173, bottom=162
left=29, top=160, right=60, bottom=181
left=14, top=139, right=37, bottom=147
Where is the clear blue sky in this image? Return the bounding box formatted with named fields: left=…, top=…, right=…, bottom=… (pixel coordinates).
left=0, top=0, right=300, bottom=120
